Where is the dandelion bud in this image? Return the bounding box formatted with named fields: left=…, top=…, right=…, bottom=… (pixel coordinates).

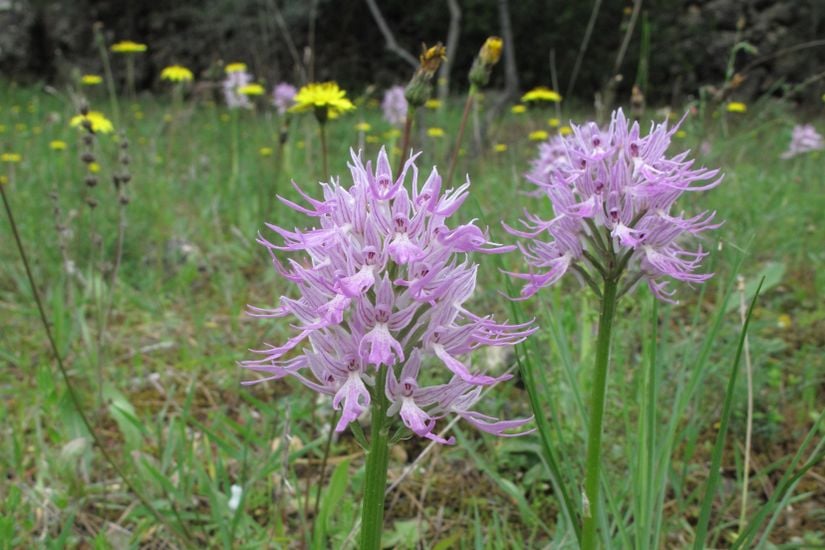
left=79, top=103, right=89, bottom=116
left=469, top=37, right=503, bottom=88
left=82, top=134, right=94, bottom=146
left=85, top=197, right=98, bottom=209
left=85, top=175, right=98, bottom=187
left=119, top=194, right=130, bottom=205
left=405, top=42, right=447, bottom=108
left=81, top=152, right=95, bottom=164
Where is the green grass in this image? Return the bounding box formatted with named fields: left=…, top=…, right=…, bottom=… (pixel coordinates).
left=1, top=79, right=824, bottom=548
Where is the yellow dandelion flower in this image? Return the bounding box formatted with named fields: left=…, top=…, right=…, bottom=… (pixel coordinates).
left=383, top=129, right=401, bottom=139
left=494, top=143, right=508, bottom=153
left=675, top=130, right=687, bottom=139
left=111, top=40, right=147, bottom=54
left=238, top=83, right=266, bottom=96
left=81, top=74, right=103, bottom=86
left=225, top=62, right=247, bottom=74
left=559, top=126, right=573, bottom=136
left=424, top=98, right=442, bottom=110
left=521, top=87, right=562, bottom=103
left=726, top=102, right=747, bottom=113
left=49, top=140, right=68, bottom=151
left=479, top=36, right=503, bottom=65
left=290, top=82, right=356, bottom=119
left=511, top=104, right=527, bottom=114
left=366, top=135, right=380, bottom=144
left=161, top=65, right=194, bottom=83
left=1, top=153, right=22, bottom=163
left=427, top=127, right=445, bottom=138
left=529, top=130, right=549, bottom=141
left=88, top=162, right=101, bottom=173
left=547, top=117, right=560, bottom=127
left=777, top=314, right=792, bottom=329
left=355, top=122, right=372, bottom=132
left=70, top=111, right=114, bottom=134
left=259, top=146, right=274, bottom=157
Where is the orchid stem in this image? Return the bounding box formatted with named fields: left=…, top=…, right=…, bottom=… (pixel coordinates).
left=360, top=365, right=391, bottom=550
left=581, top=276, right=618, bottom=549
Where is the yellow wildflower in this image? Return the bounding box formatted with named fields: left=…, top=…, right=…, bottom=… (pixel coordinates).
left=290, top=82, right=356, bottom=119
left=777, top=314, right=792, bottom=329
left=427, top=127, right=445, bottom=138
left=559, top=126, right=573, bottom=136
left=479, top=36, right=503, bottom=65
left=521, top=87, right=562, bottom=103
left=70, top=111, right=114, bottom=134
left=355, top=122, right=372, bottom=132
left=726, top=102, right=747, bottom=113
left=161, top=65, right=194, bottom=83
left=419, top=43, right=447, bottom=77
left=49, top=140, right=68, bottom=151
left=366, top=135, right=380, bottom=144
left=111, top=40, right=147, bottom=53
left=81, top=74, right=103, bottom=86
left=383, top=129, right=401, bottom=139
left=425, top=99, right=442, bottom=110
left=259, top=147, right=274, bottom=157
left=225, top=62, right=248, bottom=74
left=88, top=162, right=101, bottom=173
left=529, top=130, right=549, bottom=141
left=494, top=143, right=508, bottom=153
left=238, top=83, right=265, bottom=96
left=1, top=153, right=22, bottom=163
left=675, top=130, right=687, bottom=139
left=547, top=117, right=560, bottom=127
left=511, top=104, right=526, bottom=114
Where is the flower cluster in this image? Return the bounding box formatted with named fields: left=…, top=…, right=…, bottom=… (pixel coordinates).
left=272, top=83, right=297, bottom=114
left=781, top=124, right=824, bottom=159
left=381, top=86, right=408, bottom=126
left=243, top=149, right=534, bottom=443
left=506, top=109, right=722, bottom=303
left=223, top=65, right=254, bottom=109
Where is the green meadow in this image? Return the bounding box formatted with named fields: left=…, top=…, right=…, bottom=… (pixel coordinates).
left=1, top=81, right=824, bottom=548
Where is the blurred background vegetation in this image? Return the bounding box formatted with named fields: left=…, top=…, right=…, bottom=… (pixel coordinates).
left=2, top=0, right=824, bottom=106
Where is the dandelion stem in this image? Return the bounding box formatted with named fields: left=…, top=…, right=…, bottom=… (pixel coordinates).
left=582, top=275, right=618, bottom=550
left=360, top=365, right=391, bottom=550
left=398, top=107, right=416, bottom=174
left=319, top=121, right=329, bottom=179
left=445, top=86, right=477, bottom=188
left=0, top=184, right=191, bottom=544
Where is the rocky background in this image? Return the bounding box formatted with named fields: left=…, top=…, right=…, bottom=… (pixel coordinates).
left=1, top=0, right=823, bottom=106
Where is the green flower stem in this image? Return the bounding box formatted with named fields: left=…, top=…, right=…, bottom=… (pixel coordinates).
left=360, top=365, right=391, bottom=550
left=318, top=121, right=329, bottom=180
left=444, top=84, right=477, bottom=189
left=581, top=275, right=619, bottom=549
left=397, top=107, right=416, bottom=174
